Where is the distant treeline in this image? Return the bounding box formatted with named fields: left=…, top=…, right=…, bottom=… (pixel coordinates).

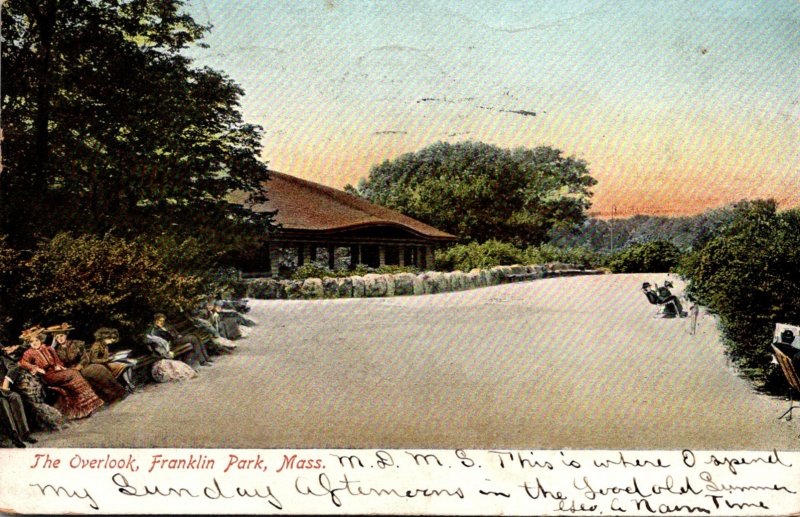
left=548, top=204, right=739, bottom=253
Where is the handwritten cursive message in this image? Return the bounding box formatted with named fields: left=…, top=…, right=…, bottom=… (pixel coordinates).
left=1, top=449, right=798, bottom=514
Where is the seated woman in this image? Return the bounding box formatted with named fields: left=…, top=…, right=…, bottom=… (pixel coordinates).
left=18, top=326, right=103, bottom=420
left=48, top=324, right=127, bottom=403
left=84, top=327, right=135, bottom=395
left=147, top=313, right=212, bottom=368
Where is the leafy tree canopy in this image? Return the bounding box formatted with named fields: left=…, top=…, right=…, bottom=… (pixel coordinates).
left=346, top=141, right=597, bottom=245
left=1, top=0, right=274, bottom=250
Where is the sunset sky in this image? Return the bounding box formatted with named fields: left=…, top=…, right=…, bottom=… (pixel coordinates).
left=187, top=0, right=799, bottom=217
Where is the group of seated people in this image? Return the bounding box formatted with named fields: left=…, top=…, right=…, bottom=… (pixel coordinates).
left=0, top=298, right=255, bottom=448
left=641, top=280, right=688, bottom=318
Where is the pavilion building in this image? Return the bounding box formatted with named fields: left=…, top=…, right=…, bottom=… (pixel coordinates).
left=242, top=171, right=457, bottom=276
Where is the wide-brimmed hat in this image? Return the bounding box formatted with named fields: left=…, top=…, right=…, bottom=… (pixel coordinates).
left=19, top=325, right=46, bottom=342
left=44, top=322, right=74, bottom=335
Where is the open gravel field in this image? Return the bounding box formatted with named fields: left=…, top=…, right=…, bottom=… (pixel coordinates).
left=33, top=273, right=800, bottom=449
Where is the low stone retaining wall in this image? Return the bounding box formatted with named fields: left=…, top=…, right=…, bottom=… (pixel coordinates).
left=240, top=264, right=606, bottom=300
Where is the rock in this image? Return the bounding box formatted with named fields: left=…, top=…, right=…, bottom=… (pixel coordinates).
left=412, top=274, right=425, bottom=295
left=509, top=264, right=527, bottom=275
left=336, top=277, right=354, bottom=297
left=393, top=273, right=416, bottom=296
left=283, top=280, right=304, bottom=299
left=491, top=265, right=513, bottom=282
left=322, top=277, right=340, bottom=298
left=351, top=276, right=366, bottom=297
left=466, top=270, right=482, bottom=288
left=421, top=271, right=443, bottom=294
left=301, top=278, right=324, bottom=299
left=384, top=274, right=395, bottom=297
left=447, top=271, right=468, bottom=291
left=363, top=273, right=387, bottom=297
left=247, top=278, right=283, bottom=299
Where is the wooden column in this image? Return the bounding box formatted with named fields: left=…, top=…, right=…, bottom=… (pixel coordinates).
left=399, top=247, right=405, bottom=267
left=297, top=245, right=305, bottom=266
left=328, top=245, right=336, bottom=269
left=309, top=244, right=318, bottom=262
left=378, top=245, right=386, bottom=267
left=425, top=246, right=434, bottom=269
left=349, top=245, right=360, bottom=269
left=268, top=244, right=279, bottom=277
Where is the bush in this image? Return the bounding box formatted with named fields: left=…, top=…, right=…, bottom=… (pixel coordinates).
left=19, top=233, right=210, bottom=337
left=605, top=240, right=681, bottom=273
left=524, top=243, right=602, bottom=268
left=678, top=200, right=800, bottom=390
left=435, top=240, right=526, bottom=272
left=292, top=262, right=418, bottom=280
left=0, top=235, right=20, bottom=341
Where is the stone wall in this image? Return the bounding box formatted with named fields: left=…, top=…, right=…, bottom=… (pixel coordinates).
left=242, top=263, right=605, bottom=300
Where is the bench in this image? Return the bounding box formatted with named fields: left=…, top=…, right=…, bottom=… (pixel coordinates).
left=125, top=317, right=218, bottom=384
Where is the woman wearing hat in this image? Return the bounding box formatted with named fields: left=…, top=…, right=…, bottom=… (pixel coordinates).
left=82, top=327, right=135, bottom=396
left=18, top=326, right=103, bottom=420
left=48, top=324, right=127, bottom=403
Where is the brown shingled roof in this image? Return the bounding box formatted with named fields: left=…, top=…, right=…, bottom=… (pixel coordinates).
left=248, top=171, right=456, bottom=241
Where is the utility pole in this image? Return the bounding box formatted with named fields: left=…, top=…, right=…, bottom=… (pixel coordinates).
left=609, top=205, right=617, bottom=253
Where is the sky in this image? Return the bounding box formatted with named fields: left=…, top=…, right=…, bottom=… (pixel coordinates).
left=186, top=0, right=799, bottom=217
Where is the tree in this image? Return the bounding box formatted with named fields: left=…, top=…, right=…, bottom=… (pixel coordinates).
left=678, top=199, right=800, bottom=390
left=1, top=0, right=274, bottom=250
left=346, top=141, right=596, bottom=244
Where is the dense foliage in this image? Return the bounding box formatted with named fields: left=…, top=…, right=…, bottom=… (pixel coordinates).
left=550, top=205, right=739, bottom=253
left=1, top=0, right=274, bottom=250
left=605, top=240, right=682, bottom=273
left=19, top=233, right=210, bottom=338
left=435, top=240, right=603, bottom=272
left=347, top=142, right=596, bottom=245
left=291, top=263, right=419, bottom=280
left=678, top=200, right=800, bottom=388
left=435, top=240, right=526, bottom=272
left=0, top=1, right=275, bottom=336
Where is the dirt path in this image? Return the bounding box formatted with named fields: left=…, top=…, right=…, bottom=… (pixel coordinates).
left=34, top=273, right=800, bottom=449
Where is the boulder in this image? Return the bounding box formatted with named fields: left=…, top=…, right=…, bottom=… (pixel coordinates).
left=336, top=277, right=354, bottom=297
left=466, top=270, right=483, bottom=288
left=384, top=274, right=395, bottom=297
left=392, top=273, right=416, bottom=296
left=247, top=278, right=285, bottom=299
left=351, top=276, right=366, bottom=298
left=363, top=273, right=388, bottom=297
left=509, top=264, right=527, bottom=275
left=301, top=278, right=324, bottom=299
left=491, top=265, right=513, bottom=282
left=283, top=280, right=304, bottom=299
left=421, top=271, right=444, bottom=294
left=322, top=277, right=340, bottom=298
left=448, top=271, right=468, bottom=291
left=412, top=274, right=425, bottom=295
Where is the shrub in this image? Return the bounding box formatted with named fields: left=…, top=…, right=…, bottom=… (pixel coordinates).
left=435, top=240, right=526, bottom=271
left=20, top=233, right=209, bottom=337
left=0, top=235, right=20, bottom=341
left=678, top=200, right=800, bottom=390
left=605, top=240, right=682, bottom=273
left=291, top=262, right=418, bottom=280
left=524, top=243, right=602, bottom=268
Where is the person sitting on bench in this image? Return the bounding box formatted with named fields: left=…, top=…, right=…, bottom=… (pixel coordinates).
left=147, top=314, right=213, bottom=368
left=642, top=282, right=686, bottom=318
left=657, top=281, right=686, bottom=317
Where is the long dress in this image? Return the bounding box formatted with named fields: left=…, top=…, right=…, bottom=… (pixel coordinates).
left=56, top=340, right=125, bottom=403
left=19, top=346, right=103, bottom=419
